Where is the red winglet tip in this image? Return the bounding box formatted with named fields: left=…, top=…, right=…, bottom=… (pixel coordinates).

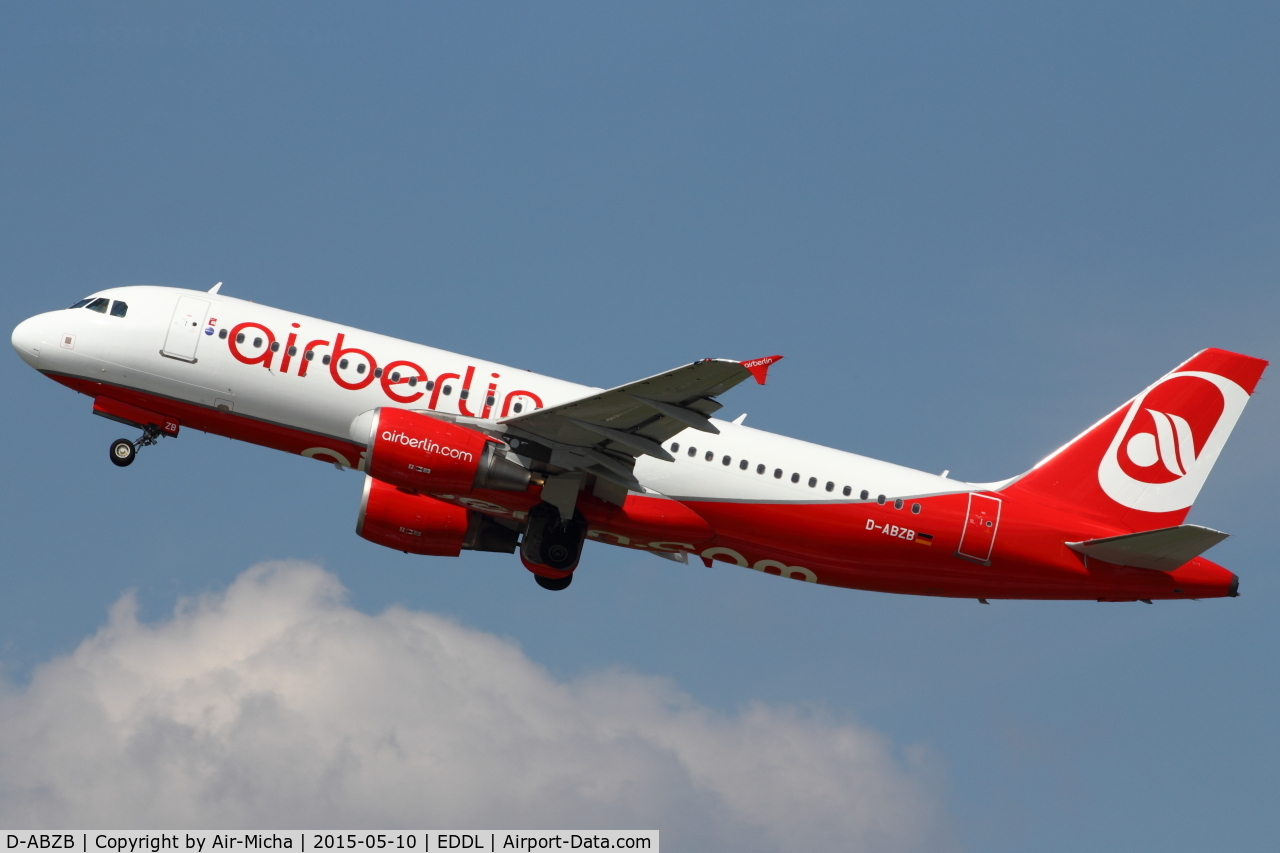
left=740, top=355, right=783, bottom=385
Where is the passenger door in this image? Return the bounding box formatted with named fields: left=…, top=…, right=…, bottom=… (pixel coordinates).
left=161, top=296, right=210, bottom=363
left=957, top=493, right=1002, bottom=563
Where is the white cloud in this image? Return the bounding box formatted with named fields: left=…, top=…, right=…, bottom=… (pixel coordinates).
left=0, top=562, right=952, bottom=852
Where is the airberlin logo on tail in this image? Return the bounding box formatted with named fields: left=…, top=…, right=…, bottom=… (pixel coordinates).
left=1098, top=371, right=1248, bottom=513
left=1125, top=408, right=1201, bottom=480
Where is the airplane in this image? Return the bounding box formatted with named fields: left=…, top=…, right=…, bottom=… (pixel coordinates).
left=10, top=283, right=1268, bottom=600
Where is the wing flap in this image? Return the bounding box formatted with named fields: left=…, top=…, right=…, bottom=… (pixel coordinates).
left=1066, top=524, right=1229, bottom=572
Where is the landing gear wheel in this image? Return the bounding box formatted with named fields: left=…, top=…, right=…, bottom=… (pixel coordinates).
left=544, top=542, right=574, bottom=567
left=109, top=439, right=136, bottom=467
left=535, top=573, right=573, bottom=591
left=521, top=502, right=587, bottom=571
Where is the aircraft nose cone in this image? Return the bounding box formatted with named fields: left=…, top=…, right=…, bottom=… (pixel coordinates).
left=11, top=316, right=44, bottom=368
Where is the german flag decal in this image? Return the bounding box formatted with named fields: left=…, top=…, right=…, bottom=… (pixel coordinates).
left=915, top=533, right=934, bottom=546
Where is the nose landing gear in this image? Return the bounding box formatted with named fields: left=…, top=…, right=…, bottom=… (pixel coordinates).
left=109, top=439, right=135, bottom=466
left=108, top=425, right=163, bottom=468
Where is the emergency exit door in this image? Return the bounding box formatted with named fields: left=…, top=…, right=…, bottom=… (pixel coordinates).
left=957, top=493, right=1002, bottom=563
left=161, top=297, right=210, bottom=363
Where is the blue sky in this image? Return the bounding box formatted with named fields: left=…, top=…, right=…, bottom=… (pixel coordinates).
left=1, top=3, right=1277, bottom=850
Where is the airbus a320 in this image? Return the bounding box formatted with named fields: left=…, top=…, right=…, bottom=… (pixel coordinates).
left=11, top=284, right=1266, bottom=599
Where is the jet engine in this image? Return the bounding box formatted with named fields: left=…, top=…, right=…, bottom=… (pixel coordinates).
left=356, top=476, right=519, bottom=556
left=352, top=407, right=531, bottom=495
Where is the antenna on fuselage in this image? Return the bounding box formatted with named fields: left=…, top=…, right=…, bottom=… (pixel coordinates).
left=208, top=282, right=223, bottom=294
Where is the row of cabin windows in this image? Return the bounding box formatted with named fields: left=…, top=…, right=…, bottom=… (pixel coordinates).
left=219, top=330, right=512, bottom=409
left=71, top=297, right=128, bottom=318
left=669, top=442, right=922, bottom=514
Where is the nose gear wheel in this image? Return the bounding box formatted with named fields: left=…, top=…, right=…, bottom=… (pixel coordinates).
left=109, top=439, right=135, bottom=467
left=108, top=424, right=164, bottom=468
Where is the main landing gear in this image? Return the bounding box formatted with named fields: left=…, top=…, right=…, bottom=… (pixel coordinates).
left=109, top=425, right=162, bottom=468
left=521, top=502, right=587, bottom=592
left=534, top=574, right=574, bottom=592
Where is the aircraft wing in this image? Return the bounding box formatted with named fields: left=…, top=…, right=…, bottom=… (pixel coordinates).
left=499, top=356, right=781, bottom=489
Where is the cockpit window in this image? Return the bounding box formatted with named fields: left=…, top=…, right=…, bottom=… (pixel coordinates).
left=70, top=298, right=94, bottom=309
left=86, top=298, right=110, bottom=314
left=109, top=301, right=128, bottom=318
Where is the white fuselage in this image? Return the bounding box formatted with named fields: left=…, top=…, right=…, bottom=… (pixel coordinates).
left=13, top=285, right=964, bottom=504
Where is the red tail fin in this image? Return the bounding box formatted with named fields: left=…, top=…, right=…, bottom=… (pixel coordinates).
left=1003, top=349, right=1267, bottom=531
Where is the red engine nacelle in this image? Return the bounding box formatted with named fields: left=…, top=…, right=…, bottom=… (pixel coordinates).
left=353, top=407, right=531, bottom=495
left=356, top=476, right=520, bottom=556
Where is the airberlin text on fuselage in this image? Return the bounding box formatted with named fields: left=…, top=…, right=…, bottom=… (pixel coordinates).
left=224, top=318, right=544, bottom=417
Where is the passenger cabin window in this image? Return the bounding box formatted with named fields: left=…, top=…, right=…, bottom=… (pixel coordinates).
left=460, top=389, right=469, bottom=400
left=303, top=349, right=313, bottom=359
left=757, top=464, right=766, bottom=474
left=270, top=341, right=281, bottom=353
left=877, top=494, right=886, bottom=505
left=790, top=473, right=800, bottom=483
left=109, top=301, right=128, bottom=318
left=338, top=358, right=349, bottom=369
left=219, top=329, right=229, bottom=340
left=357, top=364, right=366, bottom=374
left=861, top=490, right=869, bottom=500
left=391, top=372, right=402, bottom=382
left=842, top=486, right=852, bottom=496
left=70, top=298, right=94, bottom=309
left=485, top=395, right=495, bottom=406
left=825, top=481, right=834, bottom=492
left=289, top=346, right=299, bottom=357
left=722, top=455, right=731, bottom=466
left=705, top=451, right=714, bottom=461
left=774, top=468, right=783, bottom=478
left=808, top=477, right=817, bottom=487
left=443, top=385, right=452, bottom=395
left=513, top=403, right=523, bottom=413
left=373, top=367, right=382, bottom=377
left=86, top=298, right=109, bottom=314
left=408, top=377, right=418, bottom=386
left=894, top=499, right=904, bottom=510
left=739, top=459, right=749, bottom=470
left=425, top=380, right=435, bottom=390
left=688, top=447, right=697, bottom=457
left=322, top=355, right=332, bottom=365
left=671, top=443, right=680, bottom=453
left=236, top=333, right=246, bottom=344
left=911, top=503, right=921, bottom=514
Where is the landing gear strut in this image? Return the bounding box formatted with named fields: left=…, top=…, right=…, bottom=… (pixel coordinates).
left=109, top=425, right=162, bottom=468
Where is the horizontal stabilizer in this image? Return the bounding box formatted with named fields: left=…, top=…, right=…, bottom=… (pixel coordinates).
left=1067, top=524, right=1229, bottom=572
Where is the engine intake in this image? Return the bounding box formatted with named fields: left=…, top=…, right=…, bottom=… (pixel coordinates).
left=356, top=476, right=519, bottom=556
left=353, top=407, right=531, bottom=495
